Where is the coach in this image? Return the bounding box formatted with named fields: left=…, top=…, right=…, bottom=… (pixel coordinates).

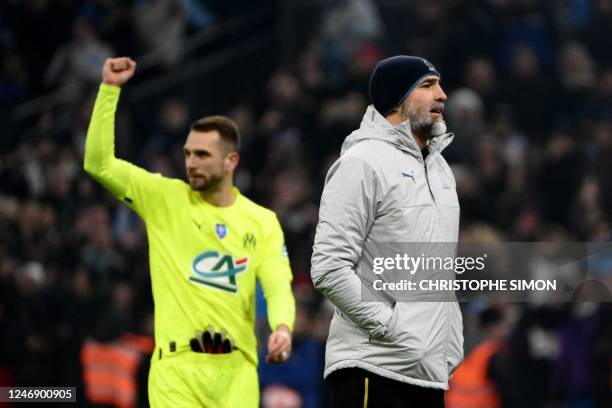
left=311, top=56, right=463, bottom=407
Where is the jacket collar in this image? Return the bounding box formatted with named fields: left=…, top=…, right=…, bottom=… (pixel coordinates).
left=341, top=105, right=454, bottom=161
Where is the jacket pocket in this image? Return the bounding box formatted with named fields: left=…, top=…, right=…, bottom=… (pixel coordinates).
left=365, top=302, right=449, bottom=382
left=367, top=303, right=424, bottom=362
left=446, top=302, right=464, bottom=375
left=383, top=302, right=399, bottom=337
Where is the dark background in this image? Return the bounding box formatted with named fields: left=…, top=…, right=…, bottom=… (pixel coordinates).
left=0, top=0, right=610, bottom=407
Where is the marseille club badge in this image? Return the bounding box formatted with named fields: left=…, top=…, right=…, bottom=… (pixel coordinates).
left=215, top=223, right=227, bottom=239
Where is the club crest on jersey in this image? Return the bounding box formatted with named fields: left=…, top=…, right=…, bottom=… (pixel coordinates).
left=243, top=232, right=256, bottom=250
left=215, top=223, right=227, bottom=239
left=189, top=251, right=248, bottom=293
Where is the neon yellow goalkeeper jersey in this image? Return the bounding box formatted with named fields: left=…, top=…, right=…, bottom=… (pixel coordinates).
left=84, top=84, right=295, bottom=366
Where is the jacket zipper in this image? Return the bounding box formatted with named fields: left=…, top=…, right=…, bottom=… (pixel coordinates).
left=425, top=154, right=451, bottom=377
left=423, top=160, right=436, bottom=205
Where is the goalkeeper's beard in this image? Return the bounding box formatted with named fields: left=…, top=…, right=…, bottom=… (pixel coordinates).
left=188, top=172, right=224, bottom=192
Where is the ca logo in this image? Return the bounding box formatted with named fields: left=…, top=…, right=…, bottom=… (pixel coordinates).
left=189, top=251, right=248, bottom=293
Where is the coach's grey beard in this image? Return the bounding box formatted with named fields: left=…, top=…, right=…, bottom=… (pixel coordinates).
left=402, top=104, right=447, bottom=140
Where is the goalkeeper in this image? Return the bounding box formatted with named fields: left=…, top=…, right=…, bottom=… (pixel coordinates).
left=84, top=57, right=295, bottom=407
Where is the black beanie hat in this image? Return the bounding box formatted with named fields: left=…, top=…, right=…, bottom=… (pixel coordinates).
left=369, top=55, right=440, bottom=116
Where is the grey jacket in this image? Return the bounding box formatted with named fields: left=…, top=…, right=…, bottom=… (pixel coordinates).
left=311, top=105, right=463, bottom=390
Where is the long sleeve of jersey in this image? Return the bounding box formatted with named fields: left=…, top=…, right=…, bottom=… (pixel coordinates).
left=84, top=83, right=160, bottom=218
left=257, top=215, right=296, bottom=332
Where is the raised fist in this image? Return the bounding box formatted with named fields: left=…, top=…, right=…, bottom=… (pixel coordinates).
left=102, top=57, right=136, bottom=87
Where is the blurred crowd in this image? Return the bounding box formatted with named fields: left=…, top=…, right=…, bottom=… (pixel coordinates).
left=1, top=0, right=611, bottom=407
